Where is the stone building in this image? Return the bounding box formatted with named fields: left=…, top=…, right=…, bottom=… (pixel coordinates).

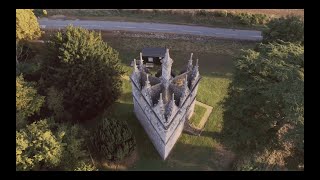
left=130, top=49, right=201, bottom=160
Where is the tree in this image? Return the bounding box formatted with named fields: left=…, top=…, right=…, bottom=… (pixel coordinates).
left=41, top=26, right=124, bottom=121
left=33, top=9, right=47, bottom=17
left=16, top=119, right=65, bottom=171
left=91, top=117, right=136, bottom=162
left=262, top=15, right=304, bottom=44
left=16, top=9, right=41, bottom=42
left=16, top=9, right=42, bottom=69
left=222, top=41, right=304, bottom=170
left=46, top=86, right=67, bottom=121
left=58, top=123, right=90, bottom=170
left=16, top=75, right=45, bottom=128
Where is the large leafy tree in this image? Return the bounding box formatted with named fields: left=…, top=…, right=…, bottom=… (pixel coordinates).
left=16, top=118, right=92, bottom=171
left=223, top=41, right=304, bottom=170
left=262, top=15, right=304, bottom=44
left=16, top=9, right=41, bottom=42
left=16, top=75, right=45, bottom=128
left=41, top=26, right=124, bottom=121
left=16, top=119, right=65, bottom=171
left=16, top=9, right=42, bottom=73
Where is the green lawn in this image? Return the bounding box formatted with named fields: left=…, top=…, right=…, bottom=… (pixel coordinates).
left=189, top=105, right=207, bottom=128
left=84, top=34, right=256, bottom=170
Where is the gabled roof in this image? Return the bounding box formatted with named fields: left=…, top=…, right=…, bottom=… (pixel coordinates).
left=142, top=47, right=166, bottom=57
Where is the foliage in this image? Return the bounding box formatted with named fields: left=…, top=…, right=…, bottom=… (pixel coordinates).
left=46, top=86, right=66, bottom=121
left=263, top=15, right=304, bottom=44
left=58, top=123, right=90, bottom=170
left=16, top=119, right=65, bottom=171
left=33, top=9, right=47, bottom=17
left=74, top=161, right=98, bottom=171
left=16, top=9, right=41, bottom=42
left=233, top=13, right=269, bottom=25
left=41, top=26, right=124, bottom=121
left=16, top=75, right=45, bottom=128
left=91, top=117, right=136, bottom=162
left=222, top=41, right=304, bottom=170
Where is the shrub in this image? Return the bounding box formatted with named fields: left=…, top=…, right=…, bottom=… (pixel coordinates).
left=233, top=13, right=269, bottom=26
left=58, top=123, right=90, bottom=170
left=41, top=26, right=124, bottom=121
left=16, top=75, right=45, bottom=128
left=74, top=161, right=98, bottom=171
left=213, top=10, right=228, bottom=17
left=16, top=119, right=65, bottom=171
left=196, top=10, right=208, bottom=17
left=263, top=15, right=304, bottom=44
left=91, top=117, right=136, bottom=162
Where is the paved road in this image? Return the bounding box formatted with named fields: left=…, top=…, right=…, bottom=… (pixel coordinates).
left=38, top=18, right=262, bottom=41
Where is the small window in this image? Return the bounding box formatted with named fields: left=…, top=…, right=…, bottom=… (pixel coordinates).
left=148, top=57, right=153, bottom=62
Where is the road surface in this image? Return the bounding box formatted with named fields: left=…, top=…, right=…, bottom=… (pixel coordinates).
left=38, top=18, right=262, bottom=41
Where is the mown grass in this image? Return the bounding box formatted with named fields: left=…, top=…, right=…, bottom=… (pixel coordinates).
left=189, top=105, right=207, bottom=128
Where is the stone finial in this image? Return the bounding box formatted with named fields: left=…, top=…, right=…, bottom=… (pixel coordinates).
left=172, top=93, right=175, bottom=102
left=184, top=74, right=188, bottom=89
left=139, top=52, right=144, bottom=70
left=192, top=59, right=199, bottom=78
left=187, top=53, right=193, bottom=71
left=159, top=93, right=164, bottom=105
left=133, top=58, right=138, bottom=72
left=163, top=48, right=173, bottom=65
left=158, top=93, right=165, bottom=116
left=165, top=93, right=176, bottom=122
left=145, top=73, right=151, bottom=89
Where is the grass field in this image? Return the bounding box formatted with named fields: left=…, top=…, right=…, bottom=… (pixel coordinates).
left=84, top=32, right=256, bottom=170
left=189, top=105, right=207, bottom=128
left=44, top=9, right=303, bottom=31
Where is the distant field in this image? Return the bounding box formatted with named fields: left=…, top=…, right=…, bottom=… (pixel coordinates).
left=44, top=9, right=304, bottom=31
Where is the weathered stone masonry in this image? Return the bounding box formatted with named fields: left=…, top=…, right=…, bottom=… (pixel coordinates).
left=130, top=49, right=200, bottom=159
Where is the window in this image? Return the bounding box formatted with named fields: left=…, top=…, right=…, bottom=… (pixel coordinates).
left=148, top=57, right=153, bottom=62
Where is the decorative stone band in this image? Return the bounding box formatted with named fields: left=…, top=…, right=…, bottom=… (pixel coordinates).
left=130, top=75, right=201, bottom=130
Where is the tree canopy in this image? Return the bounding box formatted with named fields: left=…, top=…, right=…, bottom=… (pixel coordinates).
left=40, top=26, right=124, bottom=121
left=16, top=75, right=45, bottom=128
left=262, top=15, right=304, bottom=44
left=222, top=41, right=304, bottom=170
left=16, top=9, right=41, bottom=42
left=16, top=119, right=65, bottom=171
